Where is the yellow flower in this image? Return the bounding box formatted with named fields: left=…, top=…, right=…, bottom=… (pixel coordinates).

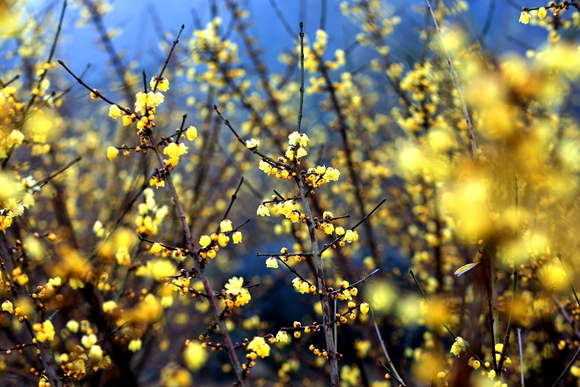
left=102, top=300, right=118, bottom=313
left=150, top=242, right=163, bottom=255
left=34, top=320, right=56, bottom=342
left=247, top=336, right=270, bottom=358
left=128, top=339, right=142, bottom=352
left=122, top=115, right=132, bottom=126
left=186, top=126, right=198, bottom=141
left=538, top=7, right=547, bottom=19
left=88, top=345, right=103, bottom=361
left=184, top=341, right=208, bottom=371
left=245, top=138, right=260, bottom=149
left=324, top=167, right=340, bottom=181
left=107, top=146, right=119, bottom=161
left=109, top=104, right=122, bottom=119
left=266, top=257, right=279, bottom=268
left=225, top=277, right=245, bottom=296
left=232, top=231, right=242, bottom=244
left=275, top=330, right=288, bottom=342
left=217, top=233, right=230, bottom=247
left=163, top=142, right=188, bottom=158
left=2, top=300, right=14, bottom=313
left=199, top=235, right=212, bottom=247
left=519, top=11, right=530, bottom=24
left=343, top=229, right=358, bottom=243
left=220, top=219, right=233, bottom=232
left=257, top=204, right=270, bottom=216
left=360, top=302, right=370, bottom=314
left=450, top=336, right=469, bottom=356
left=468, top=357, right=481, bottom=370
left=66, top=320, right=79, bottom=333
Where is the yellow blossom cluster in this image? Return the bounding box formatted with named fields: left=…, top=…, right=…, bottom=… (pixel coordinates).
left=224, top=276, right=251, bottom=307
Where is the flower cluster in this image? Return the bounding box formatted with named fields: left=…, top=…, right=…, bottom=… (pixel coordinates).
left=224, top=276, right=252, bottom=308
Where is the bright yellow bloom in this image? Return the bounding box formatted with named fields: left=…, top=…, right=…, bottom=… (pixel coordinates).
left=266, top=257, right=279, bottom=268
left=257, top=204, right=270, bottom=216
left=519, top=11, right=530, bottom=24
left=66, top=320, right=79, bottom=333
left=128, top=339, right=142, bottom=352
left=186, top=126, right=198, bottom=141
left=324, top=167, right=340, bottom=181
left=199, top=235, right=212, bottom=247
left=163, top=142, right=188, bottom=158
left=538, top=7, right=547, bottom=19
left=2, top=300, right=14, bottom=313
left=343, top=229, right=358, bottom=243
left=109, top=104, right=122, bottom=119
left=220, top=219, right=233, bottom=232
left=275, top=330, right=288, bottom=342
left=259, top=160, right=273, bottom=174
left=217, top=233, right=230, bottom=247
left=450, top=336, right=469, bottom=356
left=468, top=357, right=481, bottom=369
left=360, top=302, right=370, bottom=314
left=102, top=300, right=118, bottom=313
left=225, top=277, right=245, bottom=296
left=232, top=231, right=242, bottom=244
left=245, top=138, right=260, bottom=149
left=247, top=336, right=270, bottom=358
left=150, top=242, right=163, bottom=255
left=88, top=345, right=104, bottom=361
left=122, top=115, right=132, bottom=126
left=33, top=320, right=55, bottom=342
left=107, top=146, right=119, bottom=161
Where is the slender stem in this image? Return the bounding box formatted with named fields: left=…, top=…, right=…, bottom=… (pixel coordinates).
left=297, top=175, right=340, bottom=386
left=150, top=142, right=247, bottom=386
left=297, top=22, right=305, bottom=135
left=424, top=0, right=477, bottom=161
left=550, top=347, right=580, bottom=387
left=373, top=316, right=406, bottom=386
left=517, top=328, right=525, bottom=387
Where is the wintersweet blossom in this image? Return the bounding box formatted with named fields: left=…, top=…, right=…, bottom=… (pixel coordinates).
left=257, top=204, right=270, bottom=216
left=108, top=104, right=121, bottom=119
left=450, top=336, right=469, bottom=356
left=247, top=336, right=270, bottom=358
left=266, top=257, right=279, bottom=268
left=220, top=219, right=233, bottom=232
left=360, top=302, right=370, bottom=314
left=538, top=7, right=547, bottom=19
left=199, top=235, right=211, bottom=247
left=246, top=138, right=260, bottom=149
left=275, top=330, right=288, bottom=342
left=288, top=131, right=310, bottom=147
left=186, top=126, right=198, bottom=141
left=225, top=277, right=245, bottom=296
left=519, top=11, right=530, bottom=24
left=107, top=147, right=119, bottom=161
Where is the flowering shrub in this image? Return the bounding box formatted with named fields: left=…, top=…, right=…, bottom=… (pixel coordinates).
left=2, top=0, right=580, bottom=386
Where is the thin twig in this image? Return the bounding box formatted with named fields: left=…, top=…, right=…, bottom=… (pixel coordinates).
left=550, top=347, right=580, bottom=387
left=518, top=328, right=525, bottom=387
left=424, top=0, right=477, bottom=161
left=373, top=316, right=406, bottom=386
